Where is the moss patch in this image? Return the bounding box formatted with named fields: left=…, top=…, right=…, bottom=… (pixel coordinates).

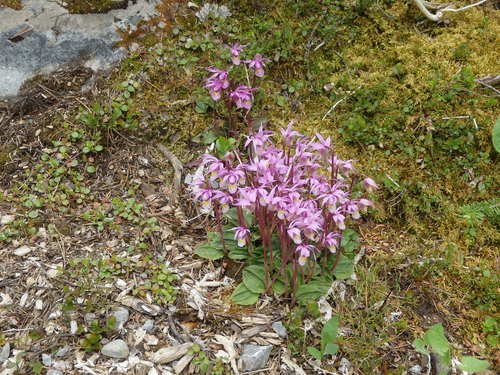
left=0, top=0, right=22, bottom=10
left=58, top=0, right=128, bottom=14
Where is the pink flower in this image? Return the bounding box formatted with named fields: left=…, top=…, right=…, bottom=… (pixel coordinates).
left=358, top=198, right=373, bottom=212
left=332, top=210, right=346, bottom=230
left=230, top=86, right=256, bottom=110
left=280, top=121, right=302, bottom=147
left=205, top=68, right=229, bottom=101
left=232, top=226, right=250, bottom=247
left=287, top=226, right=302, bottom=244
left=244, top=126, right=273, bottom=150
left=363, top=177, right=378, bottom=193
left=194, top=188, right=215, bottom=211
left=227, top=42, right=247, bottom=65
left=324, top=232, right=340, bottom=253
left=244, top=54, right=270, bottom=78
left=221, top=168, right=245, bottom=193
left=296, top=244, right=315, bottom=266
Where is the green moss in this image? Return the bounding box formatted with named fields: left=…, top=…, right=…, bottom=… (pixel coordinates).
left=0, top=0, right=22, bottom=10
left=59, top=0, right=128, bottom=14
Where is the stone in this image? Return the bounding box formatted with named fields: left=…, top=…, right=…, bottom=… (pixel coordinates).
left=271, top=321, right=287, bottom=338
left=0, top=215, right=15, bottom=225
left=173, top=353, right=194, bottom=374
left=0, top=343, right=10, bottom=363
left=142, top=319, right=154, bottom=332
left=409, top=365, right=423, bottom=374
left=54, top=346, right=70, bottom=358
left=47, top=371, right=63, bottom=375
left=111, top=306, right=129, bottom=330
left=101, top=339, right=129, bottom=359
left=14, top=245, right=31, bottom=256
left=150, top=342, right=192, bottom=364
left=0, top=0, right=161, bottom=102
left=41, top=353, right=52, bottom=366
left=240, top=344, right=272, bottom=372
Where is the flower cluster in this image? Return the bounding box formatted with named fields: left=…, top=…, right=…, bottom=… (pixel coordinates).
left=204, top=43, right=270, bottom=111
left=190, top=123, right=376, bottom=267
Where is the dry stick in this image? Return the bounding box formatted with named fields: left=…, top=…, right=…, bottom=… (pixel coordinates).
left=322, top=97, right=347, bottom=121
left=156, top=143, right=183, bottom=202
left=476, top=79, right=500, bottom=96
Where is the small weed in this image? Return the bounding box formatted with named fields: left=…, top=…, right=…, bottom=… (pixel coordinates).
left=189, top=344, right=227, bottom=374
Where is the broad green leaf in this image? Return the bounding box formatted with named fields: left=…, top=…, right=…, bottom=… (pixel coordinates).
left=412, top=338, right=430, bottom=355
left=341, top=229, right=359, bottom=252
left=492, top=116, right=500, bottom=153
left=323, top=343, right=339, bottom=356
left=458, top=356, right=490, bottom=372
left=231, top=283, right=259, bottom=305
left=272, top=278, right=286, bottom=295
left=424, top=324, right=450, bottom=357
left=307, top=346, right=322, bottom=360
left=333, top=254, right=355, bottom=280
left=242, top=265, right=266, bottom=293
left=228, top=246, right=249, bottom=260
left=195, top=243, right=224, bottom=260
left=321, top=316, right=340, bottom=353
left=296, top=280, right=331, bottom=304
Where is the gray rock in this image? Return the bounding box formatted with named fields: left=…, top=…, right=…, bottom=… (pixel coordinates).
left=271, top=321, right=287, bottom=338
left=0, top=215, right=15, bottom=225
left=41, top=353, right=52, bottom=366
left=54, top=346, right=70, bottom=358
left=150, top=342, right=193, bottom=364
left=142, top=319, right=154, bottom=332
left=409, top=365, right=423, bottom=374
left=0, top=0, right=161, bottom=102
left=101, top=339, right=129, bottom=359
left=111, top=306, right=129, bottom=330
left=14, top=245, right=32, bottom=256
left=240, top=344, right=272, bottom=372
left=0, top=343, right=10, bottom=363
left=47, top=371, right=63, bottom=375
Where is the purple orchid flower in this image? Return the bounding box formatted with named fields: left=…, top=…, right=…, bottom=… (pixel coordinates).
left=324, top=232, right=341, bottom=253
left=205, top=68, right=229, bottom=101
left=230, top=86, right=256, bottom=110
left=226, top=42, right=247, bottom=65
left=232, top=226, right=250, bottom=247
left=363, top=177, right=378, bottom=193
left=280, top=121, right=302, bottom=147
left=245, top=54, right=270, bottom=78
left=296, top=244, right=315, bottom=266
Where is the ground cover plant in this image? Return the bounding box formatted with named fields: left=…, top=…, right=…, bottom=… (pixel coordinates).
left=0, top=0, right=498, bottom=374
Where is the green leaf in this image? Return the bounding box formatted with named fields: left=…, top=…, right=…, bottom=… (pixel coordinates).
left=333, top=254, right=354, bottom=280
left=272, top=278, right=286, bottom=295
left=458, top=356, right=490, bottom=372
left=231, top=283, right=259, bottom=305
left=87, top=166, right=96, bottom=173
left=323, top=343, right=339, bottom=356
left=492, top=116, right=500, bottom=153
left=424, top=324, right=450, bottom=357
left=242, top=265, right=266, bottom=293
left=341, top=229, right=359, bottom=252
left=296, top=280, right=331, bottom=304
left=412, top=338, right=430, bottom=355
left=28, top=210, right=39, bottom=219
left=29, top=362, right=43, bottom=374
left=195, top=242, right=224, bottom=260
left=307, top=346, right=322, bottom=360
left=321, top=316, right=339, bottom=353
left=276, top=95, right=287, bottom=107
left=228, top=246, right=249, bottom=260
